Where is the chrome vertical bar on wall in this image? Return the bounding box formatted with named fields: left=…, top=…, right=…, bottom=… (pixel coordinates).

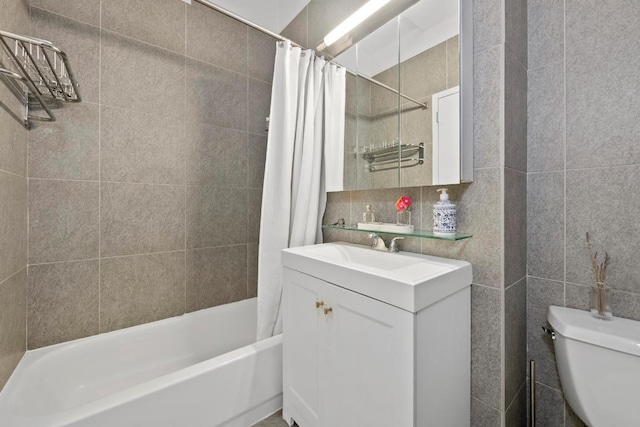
left=530, top=360, right=536, bottom=427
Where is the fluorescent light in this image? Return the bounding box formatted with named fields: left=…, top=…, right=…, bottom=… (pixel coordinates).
left=323, top=0, right=392, bottom=47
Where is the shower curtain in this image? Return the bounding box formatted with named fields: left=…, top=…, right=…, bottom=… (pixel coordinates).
left=257, top=40, right=346, bottom=340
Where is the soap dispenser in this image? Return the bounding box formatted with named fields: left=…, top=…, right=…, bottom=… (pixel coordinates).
left=433, top=188, right=456, bottom=236
left=362, top=204, right=376, bottom=223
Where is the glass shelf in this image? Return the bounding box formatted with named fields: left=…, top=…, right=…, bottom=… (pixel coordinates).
left=322, top=224, right=472, bottom=241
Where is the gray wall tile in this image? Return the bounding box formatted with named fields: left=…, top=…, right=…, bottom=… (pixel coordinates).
left=505, top=0, right=527, bottom=67
left=0, top=0, right=29, bottom=33
left=186, top=1, right=247, bottom=74
left=101, top=106, right=185, bottom=185
left=28, top=180, right=99, bottom=264
left=528, top=0, right=563, bottom=69
left=527, top=277, right=562, bottom=389
left=400, top=41, right=447, bottom=101
left=0, top=90, right=27, bottom=176
left=473, top=46, right=502, bottom=169
left=0, top=172, right=27, bottom=282
left=248, top=28, right=277, bottom=83
left=100, top=252, right=185, bottom=332
left=186, top=58, right=247, bottom=130
left=527, top=63, right=564, bottom=172
left=101, top=31, right=185, bottom=120
left=566, top=38, right=640, bottom=169
left=504, top=50, right=527, bottom=172
left=31, top=7, right=101, bottom=103
left=100, top=182, right=185, bottom=257
left=186, top=245, right=247, bottom=312
left=565, top=400, right=587, bottom=427
left=446, top=36, right=460, bottom=88
left=186, top=186, right=247, bottom=249
left=565, top=282, right=589, bottom=312
left=27, top=260, right=99, bottom=348
left=102, top=0, right=185, bottom=54
left=421, top=169, right=503, bottom=289
left=471, top=285, right=503, bottom=410
left=566, top=166, right=640, bottom=293
left=29, top=102, right=99, bottom=180
left=505, top=169, right=527, bottom=287
left=248, top=78, right=272, bottom=135
left=248, top=133, right=267, bottom=189
left=30, top=0, right=100, bottom=26
left=505, top=278, right=526, bottom=408
left=527, top=172, right=564, bottom=282
left=505, top=382, right=526, bottom=427
left=473, top=0, right=503, bottom=54
left=186, top=122, right=247, bottom=188
left=0, top=269, right=26, bottom=390
left=534, top=383, right=564, bottom=427
left=248, top=243, right=258, bottom=298
left=470, top=397, right=501, bottom=427
left=280, top=6, right=308, bottom=48
left=247, top=189, right=262, bottom=244
left=565, top=0, right=640, bottom=59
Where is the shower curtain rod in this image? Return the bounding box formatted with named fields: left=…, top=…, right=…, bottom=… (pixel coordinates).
left=193, top=0, right=429, bottom=110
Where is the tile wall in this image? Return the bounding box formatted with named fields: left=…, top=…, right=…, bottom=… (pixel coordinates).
left=285, top=0, right=528, bottom=425
left=25, top=0, right=273, bottom=349
left=0, top=0, right=29, bottom=391
left=527, top=1, right=640, bottom=425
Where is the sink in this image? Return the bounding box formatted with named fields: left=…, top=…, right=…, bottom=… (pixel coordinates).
left=282, top=242, right=472, bottom=312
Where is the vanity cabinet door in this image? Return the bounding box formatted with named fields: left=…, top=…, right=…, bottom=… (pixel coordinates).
left=283, top=269, right=326, bottom=427
left=284, top=267, right=415, bottom=427
left=321, top=283, right=415, bottom=427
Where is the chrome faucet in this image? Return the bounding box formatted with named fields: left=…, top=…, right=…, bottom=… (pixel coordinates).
left=368, top=234, right=404, bottom=252
left=389, top=236, right=404, bottom=253
left=368, top=233, right=388, bottom=251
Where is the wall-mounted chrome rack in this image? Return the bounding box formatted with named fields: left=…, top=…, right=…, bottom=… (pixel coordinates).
left=0, top=29, right=81, bottom=129
left=363, top=142, right=424, bottom=172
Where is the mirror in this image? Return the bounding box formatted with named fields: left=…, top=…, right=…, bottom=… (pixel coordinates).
left=325, top=0, right=472, bottom=191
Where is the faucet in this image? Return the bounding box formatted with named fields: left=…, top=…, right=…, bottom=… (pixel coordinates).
left=389, top=236, right=404, bottom=253
left=368, top=234, right=404, bottom=252
left=368, top=233, right=388, bottom=251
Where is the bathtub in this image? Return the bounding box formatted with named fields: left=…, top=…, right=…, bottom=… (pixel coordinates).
left=0, top=298, right=283, bottom=427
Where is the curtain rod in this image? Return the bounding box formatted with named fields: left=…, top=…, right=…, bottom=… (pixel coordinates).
left=192, top=0, right=428, bottom=110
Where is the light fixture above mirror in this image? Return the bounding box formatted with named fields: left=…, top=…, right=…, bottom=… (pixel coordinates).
left=315, top=0, right=418, bottom=59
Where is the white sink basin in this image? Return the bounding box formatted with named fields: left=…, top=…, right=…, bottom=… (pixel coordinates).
left=282, top=243, right=472, bottom=312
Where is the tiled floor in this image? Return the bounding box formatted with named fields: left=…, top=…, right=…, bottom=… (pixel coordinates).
left=252, top=410, right=297, bottom=426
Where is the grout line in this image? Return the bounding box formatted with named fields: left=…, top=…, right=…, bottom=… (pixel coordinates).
left=505, top=380, right=526, bottom=414
left=184, top=4, right=188, bottom=315
left=470, top=395, right=503, bottom=415
left=30, top=5, right=100, bottom=30
left=562, top=0, right=568, bottom=319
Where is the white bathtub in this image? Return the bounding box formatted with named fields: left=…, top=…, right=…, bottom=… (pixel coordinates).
left=0, top=298, right=282, bottom=427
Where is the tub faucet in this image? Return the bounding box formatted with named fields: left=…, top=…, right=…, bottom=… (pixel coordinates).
left=368, top=233, right=388, bottom=251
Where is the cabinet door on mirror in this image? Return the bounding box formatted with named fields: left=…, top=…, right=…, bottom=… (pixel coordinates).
left=333, top=0, right=473, bottom=191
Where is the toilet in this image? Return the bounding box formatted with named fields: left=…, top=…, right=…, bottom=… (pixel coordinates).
left=547, top=306, right=640, bottom=426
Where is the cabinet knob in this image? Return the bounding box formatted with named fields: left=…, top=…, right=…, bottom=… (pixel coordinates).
left=316, top=300, right=324, bottom=308
left=324, top=307, right=333, bottom=315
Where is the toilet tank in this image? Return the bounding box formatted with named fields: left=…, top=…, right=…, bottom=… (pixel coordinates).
left=547, top=306, right=640, bottom=426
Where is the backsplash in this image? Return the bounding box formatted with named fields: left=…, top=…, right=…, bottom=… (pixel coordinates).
left=527, top=1, right=640, bottom=425
left=25, top=0, right=273, bottom=349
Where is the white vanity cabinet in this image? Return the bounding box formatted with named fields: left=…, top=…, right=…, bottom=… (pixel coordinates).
left=281, top=243, right=472, bottom=427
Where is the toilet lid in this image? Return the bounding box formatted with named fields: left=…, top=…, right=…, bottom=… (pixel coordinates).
left=548, top=306, right=640, bottom=357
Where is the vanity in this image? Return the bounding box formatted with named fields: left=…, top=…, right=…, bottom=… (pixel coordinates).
left=281, top=243, right=472, bottom=427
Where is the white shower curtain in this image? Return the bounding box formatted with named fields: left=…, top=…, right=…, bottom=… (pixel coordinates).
left=257, top=40, right=346, bottom=340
